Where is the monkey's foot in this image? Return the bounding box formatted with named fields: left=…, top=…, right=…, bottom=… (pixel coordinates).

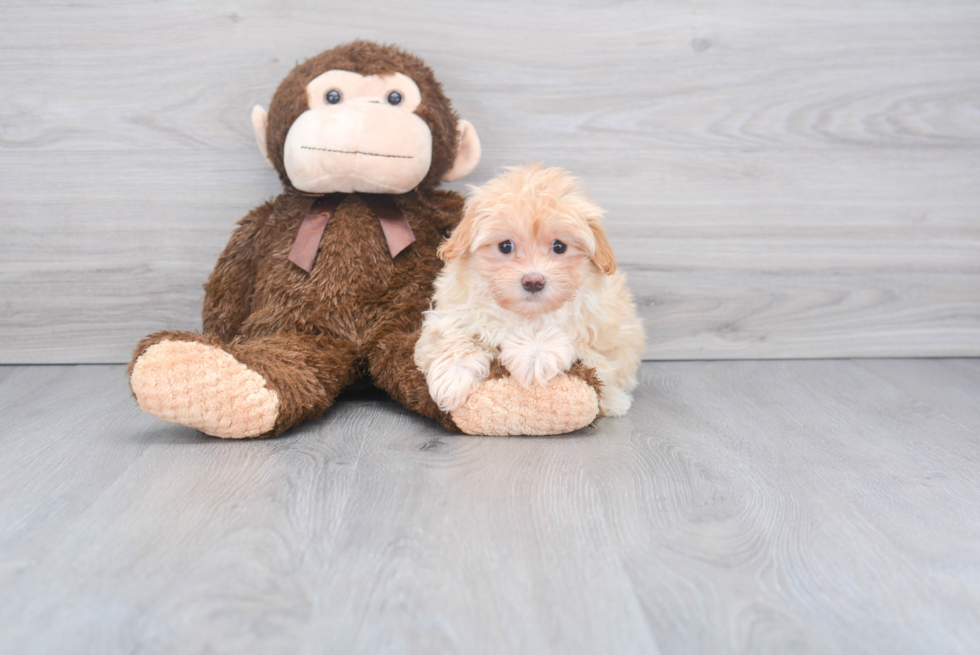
left=130, top=340, right=279, bottom=439
left=451, top=363, right=600, bottom=436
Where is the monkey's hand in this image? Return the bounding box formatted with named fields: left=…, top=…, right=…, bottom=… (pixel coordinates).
left=499, top=327, right=577, bottom=387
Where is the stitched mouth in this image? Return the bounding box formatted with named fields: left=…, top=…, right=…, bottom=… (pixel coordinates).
left=301, top=146, right=413, bottom=159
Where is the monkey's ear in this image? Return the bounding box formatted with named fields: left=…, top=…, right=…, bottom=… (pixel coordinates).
left=251, top=105, right=272, bottom=167
left=442, top=120, right=481, bottom=182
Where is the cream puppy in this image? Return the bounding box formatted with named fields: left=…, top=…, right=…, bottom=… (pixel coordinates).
left=415, top=164, right=645, bottom=418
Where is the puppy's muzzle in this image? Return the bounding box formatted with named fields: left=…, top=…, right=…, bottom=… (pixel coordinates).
left=522, top=273, right=546, bottom=294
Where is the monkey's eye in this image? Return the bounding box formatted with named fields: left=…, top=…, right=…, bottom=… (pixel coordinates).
left=498, top=240, right=514, bottom=254
left=386, top=90, right=403, bottom=106
left=552, top=240, right=567, bottom=254
left=325, top=89, right=342, bottom=104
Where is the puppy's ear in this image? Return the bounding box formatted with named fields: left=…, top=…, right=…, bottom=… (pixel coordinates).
left=438, top=212, right=478, bottom=262
left=588, top=215, right=618, bottom=274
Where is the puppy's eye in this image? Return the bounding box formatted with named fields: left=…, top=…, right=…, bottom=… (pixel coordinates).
left=552, top=240, right=567, bottom=254
left=498, top=240, right=514, bottom=254
left=325, top=89, right=342, bottom=104
left=386, top=90, right=403, bottom=106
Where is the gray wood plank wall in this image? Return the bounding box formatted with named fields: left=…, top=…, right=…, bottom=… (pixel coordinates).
left=1, top=1, right=978, bottom=364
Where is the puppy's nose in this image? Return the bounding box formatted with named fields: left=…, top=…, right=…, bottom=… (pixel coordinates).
left=522, top=274, right=546, bottom=293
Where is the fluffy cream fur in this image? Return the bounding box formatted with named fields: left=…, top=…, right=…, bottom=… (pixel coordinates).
left=415, top=164, right=645, bottom=417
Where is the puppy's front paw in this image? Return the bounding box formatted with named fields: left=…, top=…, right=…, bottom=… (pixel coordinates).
left=426, top=355, right=491, bottom=413
left=500, top=328, right=577, bottom=387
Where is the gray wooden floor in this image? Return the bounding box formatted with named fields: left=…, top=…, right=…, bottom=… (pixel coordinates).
left=1, top=360, right=979, bottom=654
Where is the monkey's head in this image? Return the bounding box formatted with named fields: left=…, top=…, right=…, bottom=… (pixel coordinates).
left=251, top=41, right=481, bottom=195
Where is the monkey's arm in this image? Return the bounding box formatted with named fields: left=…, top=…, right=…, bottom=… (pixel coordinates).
left=422, top=189, right=466, bottom=234
left=202, top=201, right=273, bottom=341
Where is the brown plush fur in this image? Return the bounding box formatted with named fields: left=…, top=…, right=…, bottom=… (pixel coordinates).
left=129, top=43, right=465, bottom=436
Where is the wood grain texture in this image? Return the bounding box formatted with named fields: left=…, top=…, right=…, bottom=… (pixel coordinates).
left=1, top=1, right=979, bottom=362
left=1, top=359, right=979, bottom=654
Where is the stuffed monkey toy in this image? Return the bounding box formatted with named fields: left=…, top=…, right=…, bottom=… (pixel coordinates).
left=128, top=41, right=601, bottom=438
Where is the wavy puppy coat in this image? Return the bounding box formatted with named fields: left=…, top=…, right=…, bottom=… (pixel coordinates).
left=415, top=164, right=645, bottom=418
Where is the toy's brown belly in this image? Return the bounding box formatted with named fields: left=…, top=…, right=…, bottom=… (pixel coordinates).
left=241, top=203, right=439, bottom=344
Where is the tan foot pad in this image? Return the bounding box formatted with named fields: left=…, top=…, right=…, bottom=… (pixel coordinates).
left=130, top=340, right=279, bottom=439
left=452, top=374, right=599, bottom=436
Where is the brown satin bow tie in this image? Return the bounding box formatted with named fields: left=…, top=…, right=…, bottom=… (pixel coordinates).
left=288, top=193, right=417, bottom=273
